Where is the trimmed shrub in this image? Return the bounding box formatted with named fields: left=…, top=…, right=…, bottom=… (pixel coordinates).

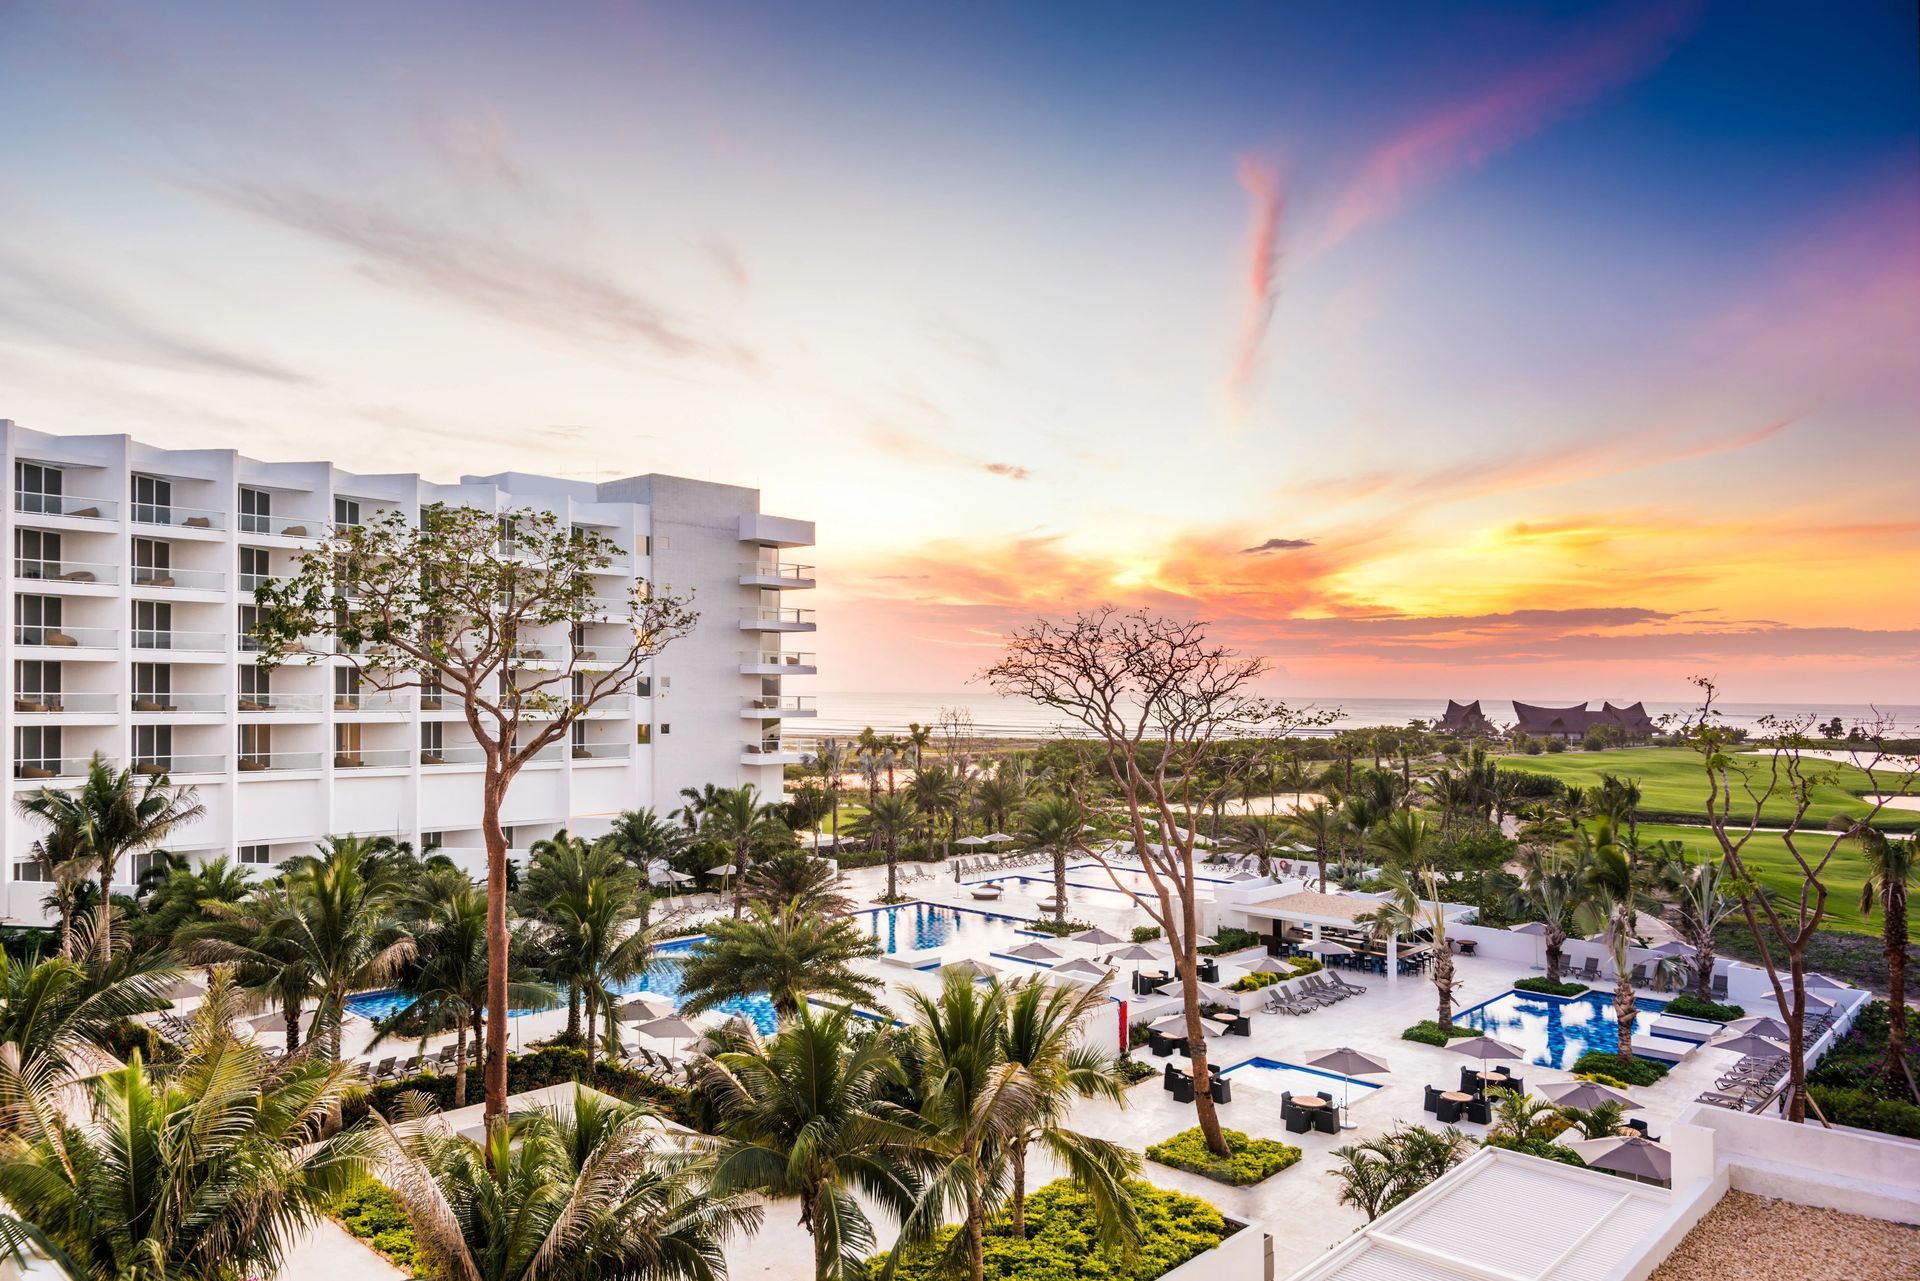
left=1574, top=1071, right=1633, bottom=1090
left=1571, top=1051, right=1667, bottom=1086
left=1132, top=925, right=1163, bottom=943
left=1662, top=994, right=1743, bottom=1022
left=1287, top=957, right=1324, bottom=977
left=1199, top=927, right=1260, bottom=957
left=1146, top=1125, right=1301, bottom=1186
left=1230, top=969, right=1282, bottom=993
left=1024, top=918, right=1097, bottom=938
left=1808, top=1085, right=1920, bottom=1139
left=331, top=1177, right=420, bottom=1275
left=865, top=1178, right=1227, bottom=1281
left=1402, top=1021, right=1483, bottom=1047
left=1513, top=977, right=1589, bottom=998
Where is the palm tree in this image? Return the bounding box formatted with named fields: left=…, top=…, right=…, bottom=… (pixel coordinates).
left=700, top=784, right=794, bottom=918
left=1662, top=855, right=1741, bottom=999
left=1557, top=1099, right=1628, bottom=1141
left=1859, top=830, right=1918, bottom=1102
left=1287, top=801, right=1341, bottom=891
left=1020, top=794, right=1085, bottom=927
left=1228, top=816, right=1280, bottom=878
left=1360, top=866, right=1460, bottom=1027
left=744, top=849, right=854, bottom=916
left=852, top=793, right=916, bottom=902
left=0, top=973, right=372, bottom=1280
left=1329, top=1124, right=1473, bottom=1222
left=674, top=902, right=882, bottom=1020
left=273, top=836, right=414, bottom=1064
left=907, top=764, right=964, bottom=859
left=1594, top=773, right=1643, bottom=845
left=1487, top=1088, right=1563, bottom=1146
left=23, top=826, right=95, bottom=959
left=973, top=766, right=1029, bottom=838
left=129, top=854, right=252, bottom=954
left=1366, top=809, right=1433, bottom=869
left=15, top=753, right=205, bottom=956
left=803, top=738, right=851, bottom=851
left=183, top=878, right=323, bottom=1055
left=1507, top=853, right=1585, bottom=985
left=371, top=1085, right=761, bottom=1281
left=904, top=722, right=934, bottom=770
left=998, top=976, right=1138, bottom=1239
left=519, top=831, right=641, bottom=1040
left=602, top=807, right=686, bottom=927
left=703, top=1005, right=924, bottom=1280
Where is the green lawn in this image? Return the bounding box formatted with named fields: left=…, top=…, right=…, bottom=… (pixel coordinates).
left=1635, top=822, right=1875, bottom=936
left=1499, top=746, right=1916, bottom=831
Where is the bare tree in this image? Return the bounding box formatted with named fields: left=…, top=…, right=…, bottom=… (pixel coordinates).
left=1683, top=678, right=1919, bottom=1123
left=982, top=607, right=1326, bottom=1156
left=251, top=502, right=696, bottom=1124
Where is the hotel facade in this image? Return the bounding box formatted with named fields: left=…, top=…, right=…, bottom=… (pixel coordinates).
left=1, top=420, right=816, bottom=920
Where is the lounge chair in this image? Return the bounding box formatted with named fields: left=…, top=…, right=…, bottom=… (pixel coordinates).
left=368, top=1056, right=396, bottom=1082
left=1465, top=1097, right=1492, bottom=1125
left=1710, top=973, right=1729, bottom=1000
left=1328, top=970, right=1367, bottom=996
left=1578, top=957, right=1600, bottom=982
left=1630, top=963, right=1649, bottom=987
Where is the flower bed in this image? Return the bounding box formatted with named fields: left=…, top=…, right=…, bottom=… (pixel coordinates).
left=331, top=1177, right=420, bottom=1275
left=1513, top=977, right=1589, bottom=997
left=866, top=1179, right=1228, bottom=1281
left=1024, top=917, right=1098, bottom=938
left=1571, top=1051, right=1668, bottom=1086
left=1662, top=993, right=1743, bottom=1022
left=1402, top=1020, right=1483, bottom=1046
left=1807, top=1001, right=1920, bottom=1139
left=1146, top=1125, right=1301, bottom=1186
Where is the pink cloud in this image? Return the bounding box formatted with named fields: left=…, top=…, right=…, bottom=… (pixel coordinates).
left=1313, top=3, right=1700, bottom=255
left=1227, top=156, right=1286, bottom=411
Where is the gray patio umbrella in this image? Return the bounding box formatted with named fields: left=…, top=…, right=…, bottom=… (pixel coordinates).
left=1510, top=921, right=1551, bottom=936
left=1537, top=1079, right=1640, bottom=1111
left=1151, top=1013, right=1224, bottom=1038
left=705, top=862, right=738, bottom=876
left=954, top=835, right=991, bottom=848
left=1723, top=1015, right=1793, bottom=1041
left=1051, top=957, right=1113, bottom=979
left=634, top=1015, right=703, bottom=1058
left=1706, top=1031, right=1788, bottom=1057
left=1006, top=941, right=1066, bottom=962
left=1564, top=1134, right=1672, bottom=1182
left=1805, top=973, right=1851, bottom=991
left=615, top=995, right=677, bottom=1021
left=1159, top=980, right=1238, bottom=1006
left=1249, top=955, right=1293, bottom=974
left=1107, top=943, right=1166, bottom=963
left=1306, top=1046, right=1391, bottom=1123
left=1188, top=933, right=1219, bottom=949
left=1651, top=939, right=1693, bottom=958
left=941, top=958, right=999, bottom=980
left=982, top=833, right=1015, bottom=843
left=1443, top=1034, right=1525, bottom=1076
left=160, top=976, right=207, bottom=1001
left=1069, top=926, right=1128, bottom=946
left=1297, top=939, right=1355, bottom=957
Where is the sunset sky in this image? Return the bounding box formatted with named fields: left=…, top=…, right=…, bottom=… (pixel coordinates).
left=2, top=1, right=1915, bottom=702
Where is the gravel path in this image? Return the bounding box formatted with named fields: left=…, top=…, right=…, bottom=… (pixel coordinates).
left=1650, top=1190, right=1920, bottom=1280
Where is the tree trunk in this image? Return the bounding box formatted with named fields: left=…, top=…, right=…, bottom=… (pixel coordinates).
left=733, top=840, right=747, bottom=919
left=284, top=992, right=302, bottom=1056
left=454, top=1018, right=469, bottom=1108
left=96, top=860, right=115, bottom=957
left=886, top=838, right=898, bottom=900
left=1011, top=1140, right=1028, bottom=1237
left=1053, top=847, right=1067, bottom=926
left=56, top=899, right=72, bottom=960
left=1885, top=885, right=1912, bottom=1098
left=1545, top=938, right=1563, bottom=986
left=567, top=983, right=582, bottom=1040
left=1434, top=951, right=1456, bottom=1027
left=1784, top=954, right=1808, bottom=1123
left=1694, top=946, right=1715, bottom=999
left=965, top=1183, right=985, bottom=1281
left=1616, top=969, right=1636, bottom=1062
left=482, top=770, right=512, bottom=1129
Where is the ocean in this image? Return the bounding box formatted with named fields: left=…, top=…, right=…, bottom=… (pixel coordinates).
left=805, top=691, right=1920, bottom=741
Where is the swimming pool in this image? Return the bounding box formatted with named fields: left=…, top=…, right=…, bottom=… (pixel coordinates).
left=860, top=900, right=1035, bottom=953
left=1218, top=1056, right=1384, bottom=1099
left=1455, top=989, right=1690, bottom=1068
left=978, top=863, right=1229, bottom=914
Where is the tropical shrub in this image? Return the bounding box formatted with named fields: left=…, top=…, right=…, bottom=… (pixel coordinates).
left=1116, top=1057, right=1158, bottom=1084
left=1806, top=1002, right=1920, bottom=1139
left=1402, top=1020, right=1483, bottom=1046
left=865, top=1179, right=1228, bottom=1281
left=1024, top=917, right=1098, bottom=938
left=1570, top=1051, right=1668, bottom=1086
left=341, top=1045, right=693, bottom=1127
left=1484, top=1136, right=1587, bottom=1165
left=1199, top=927, right=1260, bottom=956
left=1514, top=977, right=1589, bottom=997
left=1287, top=957, right=1324, bottom=976
left=1574, top=1071, right=1633, bottom=1090
left=97, top=1016, right=184, bottom=1065
left=1131, top=925, right=1163, bottom=943
left=1806, top=1085, right=1920, bottom=1139
left=1329, top=1125, right=1475, bottom=1220
left=1663, top=994, right=1743, bottom=1022
left=1146, top=1125, right=1301, bottom=1186
left=331, top=1177, right=421, bottom=1274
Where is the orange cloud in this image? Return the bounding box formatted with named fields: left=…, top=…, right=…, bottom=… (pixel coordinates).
left=1227, top=157, right=1286, bottom=412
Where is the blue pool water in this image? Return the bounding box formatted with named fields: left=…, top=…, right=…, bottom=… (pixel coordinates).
left=1219, top=1057, right=1384, bottom=1099
left=1455, top=990, right=1678, bottom=1068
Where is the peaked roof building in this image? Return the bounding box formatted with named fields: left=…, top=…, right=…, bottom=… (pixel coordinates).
left=1511, top=700, right=1657, bottom=740
left=1434, top=699, right=1495, bottom=735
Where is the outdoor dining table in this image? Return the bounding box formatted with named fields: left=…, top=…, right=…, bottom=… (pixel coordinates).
left=1476, top=1071, right=1512, bottom=1083
left=1290, top=1096, right=1327, bottom=1110
left=1441, top=1091, right=1473, bottom=1104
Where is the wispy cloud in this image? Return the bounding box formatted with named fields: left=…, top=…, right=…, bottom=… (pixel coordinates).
left=1227, top=156, right=1286, bottom=411
left=702, top=236, right=750, bottom=290
left=1242, top=537, right=1314, bottom=554
left=0, top=254, right=308, bottom=383
left=985, top=462, right=1031, bottom=480
left=1313, top=3, right=1700, bottom=255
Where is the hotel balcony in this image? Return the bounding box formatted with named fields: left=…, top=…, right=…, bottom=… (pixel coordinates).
left=131, top=566, right=226, bottom=592
left=331, top=747, right=413, bottom=770
left=569, top=740, right=632, bottom=763
left=131, top=692, right=227, bottom=714
left=740, top=649, right=818, bottom=676
left=331, top=691, right=411, bottom=714
left=12, top=691, right=117, bottom=715
left=740, top=739, right=806, bottom=766
left=238, top=571, right=296, bottom=594
left=13, top=757, right=89, bottom=782
left=742, top=695, right=817, bottom=718
left=238, top=512, right=323, bottom=539
left=738, top=561, right=816, bottom=590
left=131, top=753, right=225, bottom=778
left=237, top=693, right=327, bottom=714
left=131, top=503, right=224, bottom=534
left=13, top=558, right=118, bottom=587
left=132, top=628, right=226, bottom=654
left=237, top=751, right=326, bottom=774
left=12, top=492, right=118, bottom=523
left=420, top=745, right=487, bottom=768
left=12, top=624, right=117, bottom=654
left=737, top=513, right=814, bottom=548
left=740, top=605, right=816, bottom=632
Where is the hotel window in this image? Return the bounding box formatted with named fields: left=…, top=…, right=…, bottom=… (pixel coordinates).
left=131, top=537, right=172, bottom=586
left=334, top=666, right=360, bottom=709
left=638, top=535, right=650, bottom=556
left=634, top=676, right=651, bottom=696
left=238, top=843, right=271, bottom=866
left=420, top=673, right=444, bottom=710
left=334, top=722, right=362, bottom=764
left=15, top=461, right=62, bottom=513
left=14, top=528, right=59, bottom=579
left=132, top=663, right=171, bottom=711
left=239, top=722, right=272, bottom=766
left=128, top=849, right=170, bottom=882
left=131, top=474, right=173, bottom=525
left=15, top=594, right=61, bottom=645
left=133, top=599, right=171, bottom=648
left=132, top=723, right=173, bottom=770
left=239, top=486, right=271, bottom=533
left=15, top=661, right=59, bottom=712
left=421, top=831, right=444, bottom=851
left=237, top=603, right=259, bottom=650
left=239, top=546, right=269, bottom=593
left=419, top=721, right=444, bottom=761
left=333, top=496, right=361, bottom=528
left=15, top=725, right=61, bottom=777
left=571, top=721, right=587, bottom=751
left=238, top=663, right=270, bottom=708
left=13, top=853, right=51, bottom=882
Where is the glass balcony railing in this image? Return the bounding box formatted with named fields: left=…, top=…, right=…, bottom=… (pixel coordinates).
left=14, top=624, right=115, bottom=648
left=236, top=693, right=327, bottom=713
left=12, top=691, right=116, bottom=714
left=742, top=650, right=817, bottom=668
left=238, top=571, right=294, bottom=593
left=237, top=752, right=325, bottom=773
left=331, top=747, right=413, bottom=769
left=13, top=558, right=117, bottom=585
left=131, top=503, right=224, bottom=531
left=132, top=629, right=225, bottom=652
left=13, top=492, right=117, bottom=521
left=131, top=566, right=226, bottom=591
left=739, top=561, right=815, bottom=582
left=744, top=695, right=815, bottom=712
left=420, top=745, right=487, bottom=767
left=742, top=606, right=816, bottom=627
left=132, top=753, right=225, bottom=776
left=239, top=513, right=322, bottom=538
left=330, top=692, right=410, bottom=712
left=13, top=758, right=86, bottom=780
left=130, top=692, right=227, bottom=713
left=569, top=740, right=631, bottom=762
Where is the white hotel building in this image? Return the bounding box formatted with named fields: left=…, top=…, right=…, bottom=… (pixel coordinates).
left=0, top=420, right=817, bottom=920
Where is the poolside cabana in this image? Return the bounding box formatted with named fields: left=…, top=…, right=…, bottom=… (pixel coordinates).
left=1237, top=889, right=1438, bottom=983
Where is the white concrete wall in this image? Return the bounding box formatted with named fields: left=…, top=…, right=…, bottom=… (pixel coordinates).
left=1677, top=1102, right=1920, bottom=1225
left=1161, top=1221, right=1269, bottom=1281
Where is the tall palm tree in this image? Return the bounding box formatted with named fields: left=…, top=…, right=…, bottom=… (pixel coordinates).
left=803, top=739, right=851, bottom=851
left=519, top=830, right=640, bottom=1039
left=0, top=973, right=372, bottom=1280
left=1360, top=866, right=1460, bottom=1027
left=1287, top=801, right=1341, bottom=890
left=904, top=722, right=934, bottom=770
left=182, top=879, right=320, bottom=1055
left=1366, top=809, right=1433, bottom=869
left=675, top=902, right=882, bottom=1020
left=14, top=753, right=205, bottom=956
left=23, top=826, right=95, bottom=959
left=371, top=1086, right=761, bottom=1281
left=1859, top=830, right=1918, bottom=1102
left=1020, top=794, right=1084, bottom=927
left=744, top=850, right=854, bottom=916
left=1506, top=853, right=1585, bottom=985
left=851, top=793, right=916, bottom=902
left=700, top=784, right=794, bottom=918
left=998, top=977, right=1138, bottom=1239
left=703, top=1005, right=924, bottom=1281
left=129, top=854, right=252, bottom=954
left=1661, top=855, right=1741, bottom=999
left=1228, top=816, right=1280, bottom=878
left=973, top=767, right=1029, bottom=838
left=602, top=808, right=686, bottom=927
left=907, top=764, right=963, bottom=859
left=274, top=836, right=414, bottom=1064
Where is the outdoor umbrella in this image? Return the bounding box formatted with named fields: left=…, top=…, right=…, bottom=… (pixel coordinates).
left=1564, top=1134, right=1672, bottom=1183
left=1723, top=1015, right=1794, bottom=1041
left=941, top=958, right=999, bottom=980
left=1107, top=943, right=1165, bottom=963
left=1305, top=1046, right=1391, bottom=1127
left=982, top=833, right=1015, bottom=843
left=1510, top=921, right=1551, bottom=936
left=1221, top=870, right=1265, bottom=882
left=1706, top=1031, right=1788, bottom=1057
left=1070, top=926, right=1128, bottom=946
left=1651, top=939, right=1693, bottom=958
left=1296, top=939, right=1355, bottom=957
left=1006, top=941, right=1066, bottom=962
left=1188, top=933, right=1219, bottom=949
left=1249, top=955, right=1293, bottom=975
left=160, top=976, right=207, bottom=1001
left=1805, top=973, right=1851, bottom=992
left=634, top=1015, right=703, bottom=1059
left=1443, top=1034, right=1525, bottom=1078
left=1160, top=980, right=1238, bottom=1007
left=1537, top=1079, right=1640, bottom=1111
left=615, top=995, right=676, bottom=1021
left=1051, top=957, right=1113, bottom=979
left=705, top=862, right=738, bottom=877
left=954, top=835, right=991, bottom=848
left=1151, top=1013, right=1225, bottom=1038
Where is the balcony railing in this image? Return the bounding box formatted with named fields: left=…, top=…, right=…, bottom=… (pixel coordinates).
left=236, top=693, right=327, bottom=713
left=742, top=650, right=817, bottom=668
left=743, top=739, right=791, bottom=756
left=13, top=692, right=116, bottom=714
left=132, top=629, right=225, bottom=652
left=14, top=624, right=115, bottom=648
left=131, top=503, right=224, bottom=532
left=331, top=692, right=410, bottom=713
left=13, top=559, right=117, bottom=585
left=238, top=571, right=294, bottom=594
left=332, top=747, right=413, bottom=769
left=420, top=745, right=487, bottom=767
left=569, top=741, right=632, bottom=762
left=13, top=758, right=86, bottom=781
left=13, top=492, right=117, bottom=521
left=739, top=561, right=816, bottom=583
left=588, top=596, right=633, bottom=617
left=132, top=753, right=225, bottom=776
left=237, top=752, right=325, bottom=773
left=744, top=695, right=815, bottom=713
left=239, top=513, right=322, bottom=538
left=131, top=692, right=226, bottom=713
left=131, top=566, right=226, bottom=591
left=742, top=606, right=816, bottom=628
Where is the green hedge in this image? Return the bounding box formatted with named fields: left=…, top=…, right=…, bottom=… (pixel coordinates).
left=1402, top=1021, right=1483, bottom=1047
left=1229, top=969, right=1282, bottom=993
left=1024, top=918, right=1097, bottom=938
left=1662, top=994, right=1743, bottom=1022
left=342, top=1045, right=694, bottom=1128
left=1116, top=1058, right=1158, bottom=1084
left=1146, top=1125, right=1301, bottom=1186
left=1131, top=926, right=1163, bottom=943
left=865, top=1178, right=1227, bottom=1281
left=1808, top=1085, right=1920, bottom=1139
left=1513, top=977, right=1589, bottom=997
left=331, top=1177, right=421, bottom=1275
left=1199, top=927, right=1260, bottom=956
left=1571, top=1052, right=1668, bottom=1086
